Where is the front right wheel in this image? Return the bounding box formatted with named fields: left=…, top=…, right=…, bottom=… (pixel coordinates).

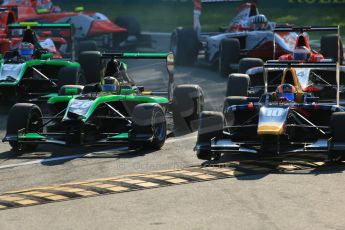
left=130, top=103, right=167, bottom=150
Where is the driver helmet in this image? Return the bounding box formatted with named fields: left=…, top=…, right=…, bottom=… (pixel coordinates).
left=250, top=14, right=268, bottom=30
left=18, top=42, right=34, bottom=60
left=293, top=46, right=311, bottom=61
left=276, top=83, right=297, bottom=101
left=102, top=76, right=120, bottom=94
left=36, top=0, right=53, bottom=10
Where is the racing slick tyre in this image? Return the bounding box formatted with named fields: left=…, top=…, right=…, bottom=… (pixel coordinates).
left=196, top=111, right=224, bottom=161
left=239, top=58, right=264, bottom=74
left=57, top=66, right=84, bottom=88
left=6, top=103, right=43, bottom=152
left=172, top=84, right=204, bottom=134
left=170, top=28, right=199, bottom=65
left=223, top=96, right=248, bottom=126
left=130, top=103, right=167, bottom=150
left=226, top=73, right=250, bottom=97
left=329, top=112, right=345, bottom=161
left=115, top=16, right=141, bottom=37
left=321, top=34, right=344, bottom=62
left=219, top=38, right=240, bottom=78
left=79, top=51, right=103, bottom=84
left=77, top=41, right=98, bottom=58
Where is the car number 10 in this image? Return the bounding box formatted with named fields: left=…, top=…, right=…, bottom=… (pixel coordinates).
left=265, top=108, right=283, bottom=117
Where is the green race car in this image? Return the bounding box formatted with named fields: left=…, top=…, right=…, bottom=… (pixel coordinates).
left=0, top=22, right=99, bottom=103
left=3, top=52, right=204, bottom=151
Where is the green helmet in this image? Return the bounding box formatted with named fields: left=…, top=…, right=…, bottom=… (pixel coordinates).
left=102, top=76, right=120, bottom=94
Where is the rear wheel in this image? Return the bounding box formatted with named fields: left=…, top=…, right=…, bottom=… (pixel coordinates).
left=226, top=73, right=250, bottom=97
left=196, top=111, right=224, bottom=161
left=172, top=84, right=204, bottom=134
left=130, top=103, right=167, bottom=150
left=239, top=58, right=264, bottom=74
left=6, top=103, right=43, bottom=152
left=115, top=16, right=141, bottom=37
left=57, top=66, right=83, bottom=88
left=170, top=28, right=199, bottom=65
left=77, top=40, right=98, bottom=58
left=219, top=39, right=240, bottom=78
left=79, top=51, right=103, bottom=84
left=321, top=34, right=344, bottom=62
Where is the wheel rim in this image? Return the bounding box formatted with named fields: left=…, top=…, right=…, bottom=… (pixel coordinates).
left=29, top=112, right=43, bottom=133
left=152, top=110, right=166, bottom=141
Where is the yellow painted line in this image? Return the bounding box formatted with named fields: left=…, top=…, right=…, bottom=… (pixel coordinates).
left=45, top=195, right=68, bottom=201
left=179, top=171, right=203, bottom=176
left=15, top=199, right=38, bottom=205
left=105, top=186, right=129, bottom=192
left=0, top=196, right=24, bottom=202
left=82, top=182, right=103, bottom=187
left=21, top=192, right=55, bottom=198
left=94, top=184, right=117, bottom=189
left=194, top=174, right=216, bottom=180
left=0, top=158, right=335, bottom=211
left=74, top=191, right=99, bottom=196
left=56, top=188, right=86, bottom=193
left=144, top=175, right=175, bottom=180
left=166, top=178, right=188, bottom=184
left=137, top=182, right=159, bottom=188
left=117, top=179, right=146, bottom=184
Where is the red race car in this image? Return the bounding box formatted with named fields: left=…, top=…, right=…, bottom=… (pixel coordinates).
left=278, top=33, right=325, bottom=62
left=1, top=0, right=144, bottom=49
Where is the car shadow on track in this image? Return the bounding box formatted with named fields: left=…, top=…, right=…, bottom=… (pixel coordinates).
left=0, top=144, right=160, bottom=167
left=201, top=152, right=345, bottom=181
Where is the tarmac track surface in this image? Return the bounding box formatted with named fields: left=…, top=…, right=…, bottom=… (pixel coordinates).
left=0, top=35, right=345, bottom=230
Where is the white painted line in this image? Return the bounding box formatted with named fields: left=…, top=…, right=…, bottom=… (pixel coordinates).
left=165, top=134, right=197, bottom=144
left=0, top=154, right=84, bottom=170
left=0, top=137, right=195, bottom=170
left=85, top=146, right=129, bottom=156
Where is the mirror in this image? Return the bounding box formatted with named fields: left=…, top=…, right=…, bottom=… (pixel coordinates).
left=74, top=6, right=84, bottom=12
left=41, top=53, right=53, bottom=60
left=37, top=9, right=49, bottom=14
left=167, top=52, right=174, bottom=74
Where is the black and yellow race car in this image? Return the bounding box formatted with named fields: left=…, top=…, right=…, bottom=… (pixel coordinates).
left=195, top=61, right=345, bottom=161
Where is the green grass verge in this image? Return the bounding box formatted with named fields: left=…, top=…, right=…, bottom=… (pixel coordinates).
left=58, top=1, right=345, bottom=34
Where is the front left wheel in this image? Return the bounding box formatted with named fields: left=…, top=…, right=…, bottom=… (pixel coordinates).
left=6, top=103, right=43, bottom=152
left=196, top=111, right=224, bottom=161
left=172, top=84, right=204, bottom=134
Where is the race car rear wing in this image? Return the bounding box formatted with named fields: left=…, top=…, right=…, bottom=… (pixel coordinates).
left=272, top=25, right=341, bottom=63
left=8, top=22, right=73, bottom=30
left=101, top=52, right=175, bottom=101
left=273, top=26, right=339, bottom=33
left=264, top=60, right=337, bottom=68
left=263, top=60, right=341, bottom=106
left=7, top=22, right=76, bottom=60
